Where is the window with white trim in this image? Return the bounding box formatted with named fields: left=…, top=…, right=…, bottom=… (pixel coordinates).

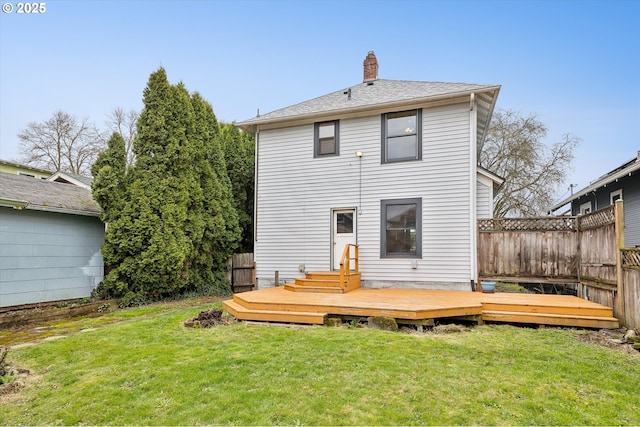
left=380, top=198, right=422, bottom=258
left=579, top=201, right=592, bottom=215
left=610, top=189, right=622, bottom=204
left=381, top=109, right=422, bottom=163
left=314, top=120, right=339, bottom=157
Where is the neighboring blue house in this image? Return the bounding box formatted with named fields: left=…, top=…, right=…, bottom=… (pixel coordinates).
left=0, top=172, right=104, bottom=307
left=549, top=151, right=640, bottom=247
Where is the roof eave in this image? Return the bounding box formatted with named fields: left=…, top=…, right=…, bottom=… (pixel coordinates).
left=549, top=160, right=640, bottom=212
left=24, top=204, right=101, bottom=217
left=236, top=85, right=502, bottom=133
left=477, top=165, right=505, bottom=185
left=0, top=160, right=52, bottom=175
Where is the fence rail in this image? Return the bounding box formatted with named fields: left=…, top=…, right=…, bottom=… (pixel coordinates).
left=622, top=248, right=640, bottom=267
left=578, top=204, right=615, bottom=230
left=478, top=217, right=576, bottom=232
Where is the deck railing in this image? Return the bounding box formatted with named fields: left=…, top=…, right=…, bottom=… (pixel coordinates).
left=339, top=244, right=359, bottom=288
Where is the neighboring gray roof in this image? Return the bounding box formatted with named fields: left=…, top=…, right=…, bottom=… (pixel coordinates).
left=0, top=172, right=100, bottom=216
left=549, top=151, right=640, bottom=213
left=237, top=79, right=500, bottom=127
left=48, top=171, right=93, bottom=190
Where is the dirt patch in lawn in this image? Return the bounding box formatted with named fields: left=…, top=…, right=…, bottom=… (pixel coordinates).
left=576, top=328, right=640, bottom=358
left=1, top=296, right=228, bottom=347
left=184, top=308, right=235, bottom=328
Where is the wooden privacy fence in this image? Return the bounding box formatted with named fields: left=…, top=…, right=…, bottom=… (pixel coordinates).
left=478, top=201, right=640, bottom=329
left=231, top=253, right=255, bottom=293
left=620, top=248, right=640, bottom=329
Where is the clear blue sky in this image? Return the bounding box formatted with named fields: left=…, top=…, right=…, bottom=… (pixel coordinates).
left=1, top=0, right=638, bottom=202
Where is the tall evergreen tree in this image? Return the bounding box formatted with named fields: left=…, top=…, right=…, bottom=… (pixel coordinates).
left=219, top=123, right=254, bottom=253
left=91, top=132, right=127, bottom=224
left=93, top=68, right=241, bottom=303
left=189, top=94, right=240, bottom=291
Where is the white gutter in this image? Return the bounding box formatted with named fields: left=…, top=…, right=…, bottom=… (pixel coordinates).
left=253, top=127, right=259, bottom=243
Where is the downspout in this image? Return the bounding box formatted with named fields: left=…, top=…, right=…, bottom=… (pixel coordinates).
left=254, top=127, right=259, bottom=244
left=252, top=126, right=259, bottom=289
left=469, top=93, right=478, bottom=291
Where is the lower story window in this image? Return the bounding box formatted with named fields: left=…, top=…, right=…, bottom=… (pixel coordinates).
left=380, top=198, right=422, bottom=258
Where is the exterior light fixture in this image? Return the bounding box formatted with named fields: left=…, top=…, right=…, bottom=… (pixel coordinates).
left=355, top=150, right=363, bottom=157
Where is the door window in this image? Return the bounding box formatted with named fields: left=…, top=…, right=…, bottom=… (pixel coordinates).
left=336, top=212, right=353, bottom=233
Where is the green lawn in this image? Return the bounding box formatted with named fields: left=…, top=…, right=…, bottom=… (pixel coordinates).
left=1, top=301, right=638, bottom=426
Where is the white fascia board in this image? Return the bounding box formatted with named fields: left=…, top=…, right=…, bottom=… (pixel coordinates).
left=549, top=160, right=640, bottom=212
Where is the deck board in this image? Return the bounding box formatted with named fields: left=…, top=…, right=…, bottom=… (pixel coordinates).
left=223, top=286, right=619, bottom=328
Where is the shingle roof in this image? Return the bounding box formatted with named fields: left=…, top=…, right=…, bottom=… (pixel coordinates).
left=0, top=172, right=100, bottom=216
left=237, top=79, right=500, bottom=128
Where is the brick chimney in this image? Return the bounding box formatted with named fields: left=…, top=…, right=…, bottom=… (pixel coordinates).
left=363, top=51, right=378, bottom=82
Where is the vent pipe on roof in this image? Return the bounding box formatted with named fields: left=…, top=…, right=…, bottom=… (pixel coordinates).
left=363, top=51, right=378, bottom=82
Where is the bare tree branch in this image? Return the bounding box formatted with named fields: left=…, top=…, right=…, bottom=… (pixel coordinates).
left=18, top=110, right=105, bottom=176
left=104, top=107, right=138, bottom=169
left=479, top=109, right=580, bottom=217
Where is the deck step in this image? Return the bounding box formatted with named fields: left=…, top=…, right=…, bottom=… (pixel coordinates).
left=482, top=310, right=619, bottom=329
left=305, top=271, right=342, bottom=280
left=284, top=271, right=361, bottom=294
left=222, top=299, right=327, bottom=324
left=284, top=282, right=345, bottom=293
left=482, top=302, right=614, bottom=318
left=295, top=277, right=342, bottom=287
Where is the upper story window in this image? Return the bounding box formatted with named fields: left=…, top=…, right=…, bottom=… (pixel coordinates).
left=579, top=201, right=592, bottom=215
left=610, top=189, right=622, bottom=204
left=382, top=109, right=422, bottom=163
left=314, top=120, right=339, bottom=157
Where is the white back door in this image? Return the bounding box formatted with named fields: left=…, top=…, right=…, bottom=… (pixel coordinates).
left=332, top=209, right=357, bottom=270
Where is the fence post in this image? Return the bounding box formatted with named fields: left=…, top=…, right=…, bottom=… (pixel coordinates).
left=615, top=200, right=625, bottom=323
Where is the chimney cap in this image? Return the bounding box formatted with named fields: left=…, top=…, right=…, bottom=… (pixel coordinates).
left=363, top=51, right=378, bottom=83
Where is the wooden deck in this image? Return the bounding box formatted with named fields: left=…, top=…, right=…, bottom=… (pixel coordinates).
left=223, top=286, right=619, bottom=329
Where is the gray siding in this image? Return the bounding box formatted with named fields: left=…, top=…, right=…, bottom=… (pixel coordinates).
left=0, top=208, right=104, bottom=307
left=570, top=172, right=640, bottom=247
left=623, top=174, right=640, bottom=246
left=255, top=102, right=475, bottom=290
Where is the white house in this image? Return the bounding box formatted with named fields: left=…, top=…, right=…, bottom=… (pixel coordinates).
left=237, top=52, right=502, bottom=291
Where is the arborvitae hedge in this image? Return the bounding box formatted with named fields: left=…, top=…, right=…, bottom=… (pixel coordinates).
left=92, top=68, right=241, bottom=303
